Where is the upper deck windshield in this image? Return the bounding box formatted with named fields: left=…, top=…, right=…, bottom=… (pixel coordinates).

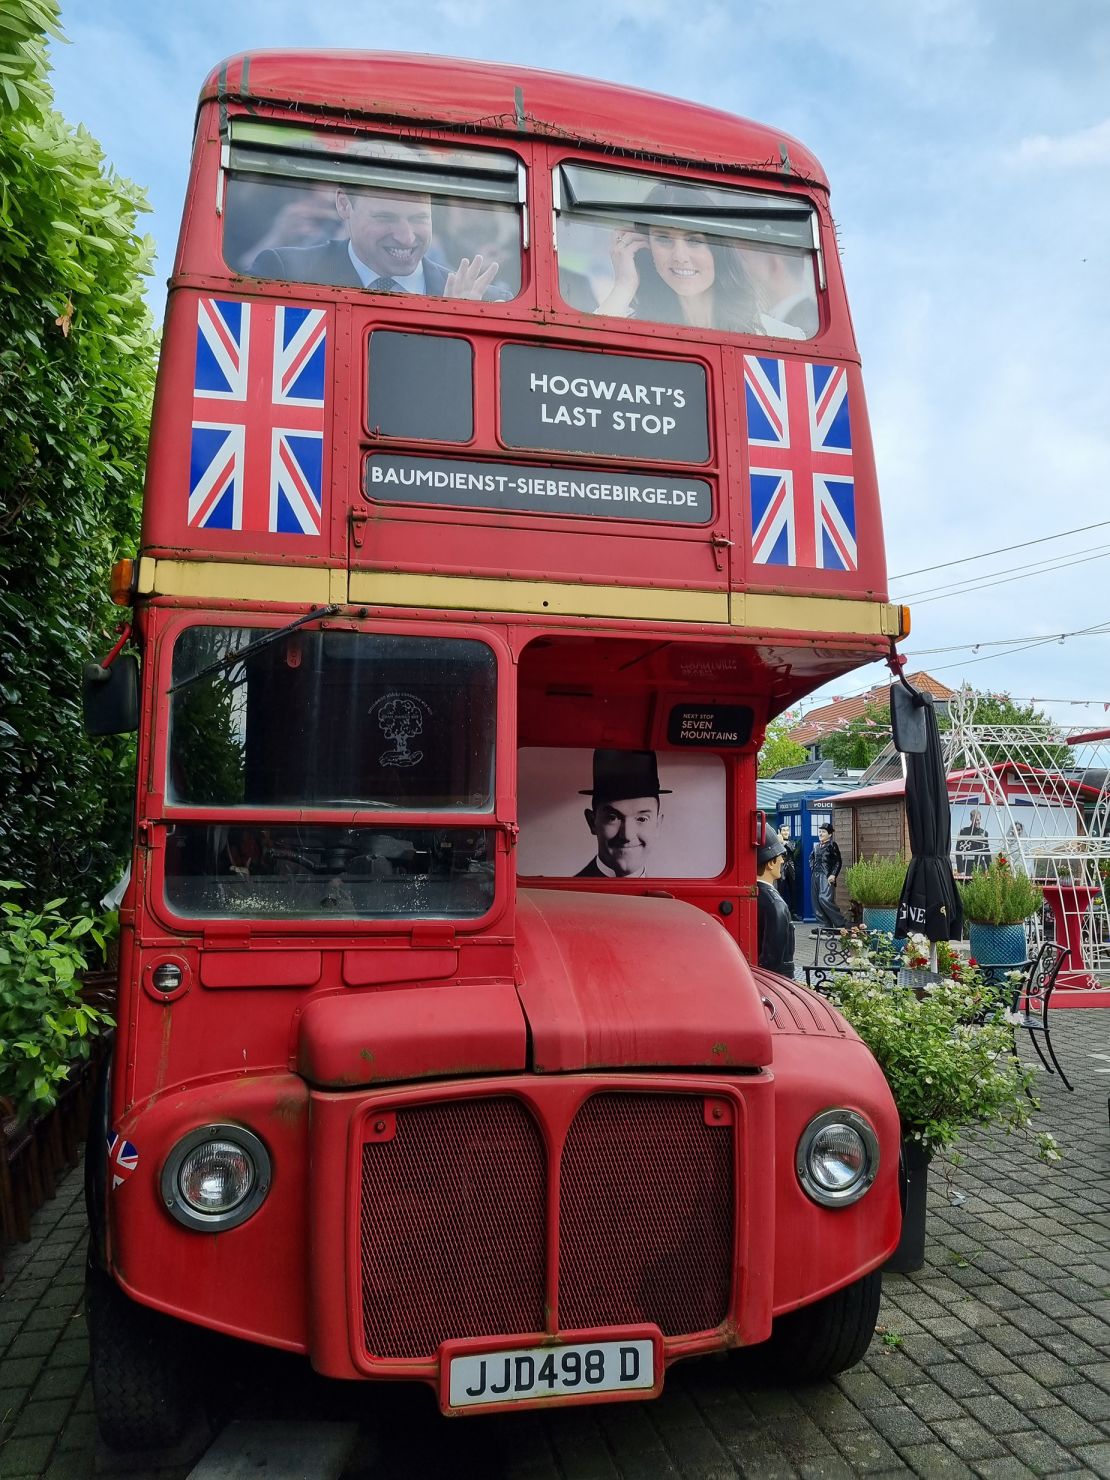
left=163, top=626, right=497, bottom=920
left=554, top=163, right=820, bottom=339
left=224, top=121, right=523, bottom=302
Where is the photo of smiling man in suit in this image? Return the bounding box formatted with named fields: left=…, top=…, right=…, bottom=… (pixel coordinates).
left=252, top=185, right=505, bottom=299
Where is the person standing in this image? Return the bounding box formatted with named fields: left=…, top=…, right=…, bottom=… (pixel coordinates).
left=775, top=822, right=799, bottom=919
left=810, top=823, right=849, bottom=928
left=954, top=808, right=991, bottom=879
left=756, top=832, right=795, bottom=978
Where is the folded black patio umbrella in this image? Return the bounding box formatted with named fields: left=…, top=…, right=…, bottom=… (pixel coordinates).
left=892, top=687, right=964, bottom=942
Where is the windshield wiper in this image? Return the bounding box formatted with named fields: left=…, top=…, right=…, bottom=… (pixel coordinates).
left=167, top=605, right=341, bottom=695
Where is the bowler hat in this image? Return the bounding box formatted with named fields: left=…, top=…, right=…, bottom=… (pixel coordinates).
left=580, top=749, right=672, bottom=803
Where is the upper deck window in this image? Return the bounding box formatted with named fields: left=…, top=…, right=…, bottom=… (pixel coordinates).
left=223, top=121, right=524, bottom=303
left=554, top=164, right=820, bottom=339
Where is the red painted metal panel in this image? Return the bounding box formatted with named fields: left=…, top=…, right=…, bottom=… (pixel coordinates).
left=514, top=888, right=772, bottom=1071
left=108, top=1075, right=311, bottom=1352
left=558, top=1093, right=733, bottom=1335
left=764, top=1033, right=902, bottom=1313
left=199, top=950, right=322, bottom=988
left=359, top=1098, right=546, bottom=1357
left=296, top=982, right=528, bottom=1087
left=341, top=948, right=458, bottom=986
left=200, top=54, right=828, bottom=187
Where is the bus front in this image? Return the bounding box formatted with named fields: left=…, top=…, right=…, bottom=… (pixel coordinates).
left=86, top=52, right=904, bottom=1451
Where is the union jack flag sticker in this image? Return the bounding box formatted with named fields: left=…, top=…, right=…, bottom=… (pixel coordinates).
left=107, top=1132, right=139, bottom=1189
left=745, top=355, right=857, bottom=571
left=189, top=297, right=327, bottom=537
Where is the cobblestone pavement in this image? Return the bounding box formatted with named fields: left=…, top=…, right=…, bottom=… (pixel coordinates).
left=2, top=1011, right=1108, bottom=1480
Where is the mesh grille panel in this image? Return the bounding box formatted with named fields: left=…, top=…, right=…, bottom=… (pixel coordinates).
left=558, top=1093, right=733, bottom=1336
left=360, top=1098, right=546, bottom=1359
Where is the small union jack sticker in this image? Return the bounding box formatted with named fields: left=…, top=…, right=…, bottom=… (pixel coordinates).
left=107, top=1132, right=139, bottom=1189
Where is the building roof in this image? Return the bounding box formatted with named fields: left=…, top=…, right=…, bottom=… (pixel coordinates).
left=832, top=761, right=1103, bottom=808
left=770, top=759, right=860, bottom=783
left=756, top=778, right=855, bottom=810
left=788, top=673, right=957, bottom=749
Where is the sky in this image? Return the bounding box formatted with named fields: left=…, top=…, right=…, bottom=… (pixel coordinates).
left=48, top=1, right=1110, bottom=731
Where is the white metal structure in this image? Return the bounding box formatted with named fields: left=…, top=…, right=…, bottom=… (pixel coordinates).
left=942, top=688, right=1110, bottom=991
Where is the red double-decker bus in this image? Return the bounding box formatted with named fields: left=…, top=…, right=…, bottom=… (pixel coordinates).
left=84, top=53, right=909, bottom=1449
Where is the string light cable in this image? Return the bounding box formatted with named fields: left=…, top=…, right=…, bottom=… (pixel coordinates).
left=788, top=619, right=1110, bottom=720
left=889, top=514, right=1110, bottom=582
left=897, top=541, right=1110, bottom=604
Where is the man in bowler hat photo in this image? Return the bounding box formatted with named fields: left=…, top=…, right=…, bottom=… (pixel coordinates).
left=577, top=749, right=670, bottom=878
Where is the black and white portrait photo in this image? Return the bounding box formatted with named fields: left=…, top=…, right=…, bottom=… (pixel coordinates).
left=517, top=747, right=725, bottom=878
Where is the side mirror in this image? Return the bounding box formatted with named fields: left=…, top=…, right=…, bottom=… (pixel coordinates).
left=889, top=683, right=928, bottom=754
left=82, top=656, right=139, bottom=736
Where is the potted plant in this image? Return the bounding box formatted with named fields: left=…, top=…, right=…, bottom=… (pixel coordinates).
left=844, top=854, right=908, bottom=934
left=958, top=855, right=1043, bottom=970
left=825, top=934, right=1058, bottom=1271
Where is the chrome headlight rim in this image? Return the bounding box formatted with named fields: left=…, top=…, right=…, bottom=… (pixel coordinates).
left=161, top=1123, right=271, bottom=1232
left=796, top=1108, right=880, bottom=1208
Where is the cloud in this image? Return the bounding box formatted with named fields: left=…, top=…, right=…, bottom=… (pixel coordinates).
left=1009, top=117, right=1110, bottom=168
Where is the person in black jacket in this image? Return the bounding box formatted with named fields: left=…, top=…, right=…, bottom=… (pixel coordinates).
left=756, top=832, right=795, bottom=978
left=775, top=822, right=799, bottom=918
left=810, top=823, right=850, bottom=928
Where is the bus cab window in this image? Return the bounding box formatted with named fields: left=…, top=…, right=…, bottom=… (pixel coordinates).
left=553, top=163, right=820, bottom=339
left=223, top=123, right=524, bottom=303
left=164, top=627, right=497, bottom=921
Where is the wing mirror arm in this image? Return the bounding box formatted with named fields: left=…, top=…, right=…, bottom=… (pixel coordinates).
left=886, top=639, right=929, bottom=754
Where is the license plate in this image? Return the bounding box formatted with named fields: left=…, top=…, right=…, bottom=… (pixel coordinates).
left=448, top=1338, right=654, bottom=1408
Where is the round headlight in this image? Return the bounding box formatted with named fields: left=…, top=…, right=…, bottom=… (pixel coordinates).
left=179, top=1140, right=253, bottom=1214
left=161, top=1125, right=271, bottom=1231
left=796, top=1110, right=879, bottom=1207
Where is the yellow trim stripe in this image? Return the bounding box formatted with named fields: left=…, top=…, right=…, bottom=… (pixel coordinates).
left=137, top=558, right=345, bottom=605
left=136, top=557, right=904, bottom=636
left=348, top=571, right=726, bottom=622
left=738, top=592, right=904, bottom=637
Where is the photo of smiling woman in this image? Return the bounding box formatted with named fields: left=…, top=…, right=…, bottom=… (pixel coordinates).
left=592, top=184, right=803, bottom=338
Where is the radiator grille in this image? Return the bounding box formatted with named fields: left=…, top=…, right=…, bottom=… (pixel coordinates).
left=558, top=1093, right=733, bottom=1335
left=360, top=1098, right=546, bottom=1359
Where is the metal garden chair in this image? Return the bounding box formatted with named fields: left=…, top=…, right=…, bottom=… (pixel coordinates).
left=1010, top=940, right=1073, bottom=1091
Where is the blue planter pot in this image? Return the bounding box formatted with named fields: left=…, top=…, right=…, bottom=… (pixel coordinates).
left=968, top=921, right=1028, bottom=971
left=862, top=907, right=898, bottom=934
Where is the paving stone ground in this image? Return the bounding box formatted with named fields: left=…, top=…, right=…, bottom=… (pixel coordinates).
left=2, top=1007, right=1107, bottom=1480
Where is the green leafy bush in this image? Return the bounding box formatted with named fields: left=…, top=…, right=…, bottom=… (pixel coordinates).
left=845, top=854, right=907, bottom=907
left=0, top=0, right=156, bottom=909
left=827, top=937, right=1055, bottom=1160
left=0, top=884, right=115, bottom=1119
left=958, top=856, right=1042, bottom=925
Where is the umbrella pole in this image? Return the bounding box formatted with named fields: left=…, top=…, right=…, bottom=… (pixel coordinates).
left=930, top=942, right=938, bottom=972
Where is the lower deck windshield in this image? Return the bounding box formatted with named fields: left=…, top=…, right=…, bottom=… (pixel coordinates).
left=164, top=822, right=493, bottom=919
